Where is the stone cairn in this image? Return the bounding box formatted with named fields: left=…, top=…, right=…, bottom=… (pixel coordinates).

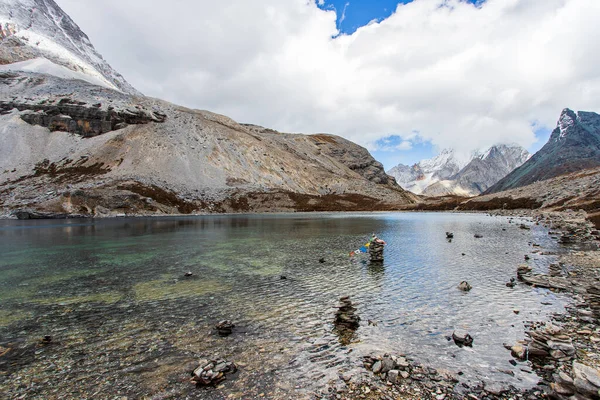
left=334, top=296, right=360, bottom=345
left=369, top=239, right=384, bottom=263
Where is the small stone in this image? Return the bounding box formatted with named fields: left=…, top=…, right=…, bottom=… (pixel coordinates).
left=372, top=361, right=382, bottom=374
left=458, top=281, right=472, bottom=292
left=396, top=356, right=409, bottom=368
left=400, top=371, right=410, bottom=379
left=511, top=345, right=527, bottom=360
left=381, top=357, right=395, bottom=373
left=387, top=370, right=399, bottom=384
left=550, top=383, right=575, bottom=396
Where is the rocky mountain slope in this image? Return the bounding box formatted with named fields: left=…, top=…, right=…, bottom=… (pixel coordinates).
left=0, top=71, right=417, bottom=217
left=0, top=0, right=139, bottom=94
left=388, top=145, right=530, bottom=197
left=487, top=109, right=600, bottom=194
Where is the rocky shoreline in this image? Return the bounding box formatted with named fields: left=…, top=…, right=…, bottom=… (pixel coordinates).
left=312, top=209, right=600, bottom=400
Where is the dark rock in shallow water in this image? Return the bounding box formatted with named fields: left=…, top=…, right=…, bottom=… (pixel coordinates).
left=446, top=232, right=454, bottom=239
left=215, top=320, right=235, bottom=336
left=458, top=281, right=472, bottom=292
left=40, top=335, right=52, bottom=344
left=452, top=330, right=474, bottom=347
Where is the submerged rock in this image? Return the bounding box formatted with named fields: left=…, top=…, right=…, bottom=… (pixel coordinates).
left=215, top=320, right=235, bottom=337
left=334, top=296, right=360, bottom=345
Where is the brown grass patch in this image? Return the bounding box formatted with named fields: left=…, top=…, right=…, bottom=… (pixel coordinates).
left=116, top=183, right=197, bottom=214
left=458, top=197, right=543, bottom=211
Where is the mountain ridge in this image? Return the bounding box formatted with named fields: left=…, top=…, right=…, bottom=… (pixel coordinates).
left=486, top=108, right=600, bottom=194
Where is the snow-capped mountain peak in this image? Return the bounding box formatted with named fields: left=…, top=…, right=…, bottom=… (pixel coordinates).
left=0, top=0, right=139, bottom=94
left=387, top=144, right=530, bottom=196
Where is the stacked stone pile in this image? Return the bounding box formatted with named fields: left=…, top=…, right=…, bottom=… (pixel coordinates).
left=191, top=358, right=237, bottom=387
left=369, top=240, right=384, bottom=262
left=334, top=296, right=360, bottom=345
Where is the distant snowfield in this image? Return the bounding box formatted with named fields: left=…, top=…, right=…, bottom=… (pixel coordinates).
left=0, top=58, right=117, bottom=91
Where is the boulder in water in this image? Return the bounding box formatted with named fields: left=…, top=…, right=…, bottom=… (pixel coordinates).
left=452, top=330, right=474, bottom=347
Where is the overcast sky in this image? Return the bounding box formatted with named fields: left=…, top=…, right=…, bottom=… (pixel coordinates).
left=56, top=0, right=600, bottom=168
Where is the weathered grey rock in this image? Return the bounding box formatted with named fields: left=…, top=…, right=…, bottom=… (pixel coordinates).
left=387, top=369, right=399, bottom=384
left=372, top=361, right=382, bottom=374
left=380, top=357, right=395, bottom=374
left=400, top=370, right=410, bottom=379
left=573, top=362, right=600, bottom=388
left=396, top=356, right=409, bottom=368
left=458, top=281, right=472, bottom=292
left=547, top=340, right=575, bottom=356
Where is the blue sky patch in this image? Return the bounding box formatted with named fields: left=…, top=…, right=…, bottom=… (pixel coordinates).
left=318, top=0, right=482, bottom=35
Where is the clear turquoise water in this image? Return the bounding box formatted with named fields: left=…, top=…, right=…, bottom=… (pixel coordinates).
left=0, top=213, right=569, bottom=399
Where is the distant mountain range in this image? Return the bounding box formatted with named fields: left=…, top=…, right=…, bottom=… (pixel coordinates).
left=486, top=108, right=600, bottom=194
left=388, top=144, right=530, bottom=196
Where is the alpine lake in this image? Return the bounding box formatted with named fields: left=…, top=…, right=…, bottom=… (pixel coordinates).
left=0, top=212, right=570, bottom=399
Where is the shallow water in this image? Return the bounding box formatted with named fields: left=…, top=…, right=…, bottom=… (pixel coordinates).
left=0, top=212, right=569, bottom=398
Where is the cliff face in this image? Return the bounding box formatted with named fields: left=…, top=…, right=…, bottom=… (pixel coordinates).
left=487, top=109, right=600, bottom=194
left=0, top=72, right=416, bottom=217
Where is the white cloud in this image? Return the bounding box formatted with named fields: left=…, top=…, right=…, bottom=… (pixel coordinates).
left=56, top=0, right=600, bottom=155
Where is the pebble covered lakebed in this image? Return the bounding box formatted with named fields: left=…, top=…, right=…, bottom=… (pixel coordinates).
left=0, top=212, right=571, bottom=399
